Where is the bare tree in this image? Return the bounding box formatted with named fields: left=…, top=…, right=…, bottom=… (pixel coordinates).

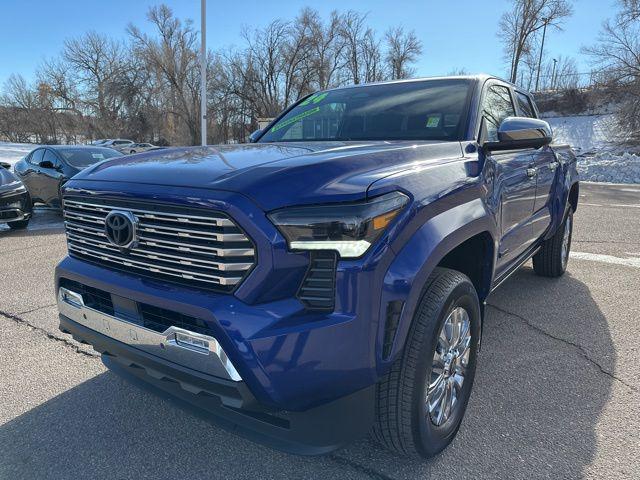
left=338, top=11, right=369, bottom=84
left=385, top=27, right=423, bottom=79
left=128, top=5, right=201, bottom=144
left=498, top=0, right=573, bottom=83
left=0, top=5, right=426, bottom=145
left=304, top=10, right=347, bottom=90
left=584, top=0, right=640, bottom=141
left=620, top=0, right=640, bottom=21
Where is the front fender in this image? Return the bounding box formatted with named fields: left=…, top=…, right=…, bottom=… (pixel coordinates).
left=376, top=198, right=497, bottom=375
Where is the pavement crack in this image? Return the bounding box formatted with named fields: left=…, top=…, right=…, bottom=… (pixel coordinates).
left=16, top=303, right=57, bottom=316
left=0, top=309, right=99, bottom=359
left=327, top=454, right=397, bottom=480
left=487, top=303, right=638, bottom=392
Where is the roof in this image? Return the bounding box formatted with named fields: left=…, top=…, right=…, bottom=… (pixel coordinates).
left=48, top=145, right=117, bottom=150
left=325, top=73, right=519, bottom=92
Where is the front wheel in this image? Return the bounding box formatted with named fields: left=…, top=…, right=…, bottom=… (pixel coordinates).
left=533, top=208, right=573, bottom=277
left=372, top=267, right=481, bottom=458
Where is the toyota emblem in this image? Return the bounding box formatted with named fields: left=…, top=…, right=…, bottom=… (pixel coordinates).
left=104, top=210, right=138, bottom=249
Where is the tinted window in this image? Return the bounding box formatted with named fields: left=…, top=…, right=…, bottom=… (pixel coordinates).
left=57, top=148, right=122, bottom=168
left=29, top=149, right=44, bottom=165
left=42, top=149, right=60, bottom=168
left=515, top=92, right=535, bottom=118
left=259, top=79, right=472, bottom=142
left=482, top=85, right=516, bottom=142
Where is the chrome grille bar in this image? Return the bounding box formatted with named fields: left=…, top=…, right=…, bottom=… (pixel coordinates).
left=63, top=196, right=256, bottom=291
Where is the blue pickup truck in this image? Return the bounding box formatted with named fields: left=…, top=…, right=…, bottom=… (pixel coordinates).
left=56, top=75, right=578, bottom=458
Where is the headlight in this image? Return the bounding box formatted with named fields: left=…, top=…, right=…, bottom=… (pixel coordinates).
left=268, top=191, right=409, bottom=258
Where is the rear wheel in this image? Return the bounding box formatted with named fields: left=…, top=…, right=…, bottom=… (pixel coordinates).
left=372, top=267, right=481, bottom=458
left=533, top=208, right=573, bottom=277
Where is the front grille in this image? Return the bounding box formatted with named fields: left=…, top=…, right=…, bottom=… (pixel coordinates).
left=138, top=303, right=213, bottom=336
left=62, top=195, right=256, bottom=292
left=59, top=279, right=115, bottom=316
left=60, top=278, right=216, bottom=336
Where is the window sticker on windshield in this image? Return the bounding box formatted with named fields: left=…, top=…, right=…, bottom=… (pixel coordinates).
left=271, top=106, right=321, bottom=132
left=426, top=116, right=441, bottom=128
left=91, top=154, right=105, bottom=159
left=299, top=92, right=328, bottom=106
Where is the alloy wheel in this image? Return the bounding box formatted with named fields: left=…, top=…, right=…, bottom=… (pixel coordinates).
left=426, top=306, right=472, bottom=427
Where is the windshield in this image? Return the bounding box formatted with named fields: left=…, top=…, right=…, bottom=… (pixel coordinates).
left=58, top=148, right=123, bottom=168
left=259, top=79, right=472, bottom=143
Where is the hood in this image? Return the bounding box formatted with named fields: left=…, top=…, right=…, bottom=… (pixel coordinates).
left=73, top=141, right=463, bottom=210
left=0, top=166, right=25, bottom=194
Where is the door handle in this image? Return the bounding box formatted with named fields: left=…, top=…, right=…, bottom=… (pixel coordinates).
left=549, top=161, right=559, bottom=171
left=526, top=167, right=537, bottom=178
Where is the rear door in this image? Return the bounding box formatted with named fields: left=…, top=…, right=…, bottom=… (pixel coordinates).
left=516, top=91, right=559, bottom=239
left=481, top=83, right=537, bottom=276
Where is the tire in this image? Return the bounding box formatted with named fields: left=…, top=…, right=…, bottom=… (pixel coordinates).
left=7, top=218, right=29, bottom=229
left=533, top=208, right=573, bottom=277
left=372, top=267, right=481, bottom=458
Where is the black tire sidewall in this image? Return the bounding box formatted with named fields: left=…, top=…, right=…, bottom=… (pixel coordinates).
left=412, top=280, right=481, bottom=457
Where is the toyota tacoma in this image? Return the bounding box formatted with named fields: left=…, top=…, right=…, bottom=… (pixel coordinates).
left=56, top=75, right=578, bottom=457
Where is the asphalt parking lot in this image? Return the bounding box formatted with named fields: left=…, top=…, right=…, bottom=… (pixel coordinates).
left=1, top=183, right=639, bottom=480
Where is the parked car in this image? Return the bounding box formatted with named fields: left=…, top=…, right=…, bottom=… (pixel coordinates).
left=0, top=161, right=32, bottom=229
left=14, top=146, right=123, bottom=208
left=90, top=139, right=110, bottom=145
left=55, top=75, right=578, bottom=457
left=99, top=139, right=135, bottom=152
left=126, top=143, right=156, bottom=154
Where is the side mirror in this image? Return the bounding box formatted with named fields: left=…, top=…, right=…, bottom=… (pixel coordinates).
left=485, top=117, right=552, bottom=151
left=0, top=161, right=11, bottom=170
left=39, top=160, right=56, bottom=169
left=248, top=129, right=263, bottom=143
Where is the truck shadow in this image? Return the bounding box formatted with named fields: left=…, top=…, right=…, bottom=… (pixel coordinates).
left=0, top=266, right=615, bottom=479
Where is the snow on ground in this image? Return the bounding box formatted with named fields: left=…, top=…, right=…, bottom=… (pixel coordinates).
left=0, top=142, right=38, bottom=167
left=544, top=114, right=630, bottom=155
left=543, top=114, right=640, bottom=184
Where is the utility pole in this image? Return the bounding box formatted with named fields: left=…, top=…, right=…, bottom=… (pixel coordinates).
left=551, top=58, right=558, bottom=90
left=534, top=18, right=549, bottom=92
left=200, top=0, right=207, bottom=146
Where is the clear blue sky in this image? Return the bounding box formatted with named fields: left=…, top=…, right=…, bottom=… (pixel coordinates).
left=0, top=0, right=616, bottom=88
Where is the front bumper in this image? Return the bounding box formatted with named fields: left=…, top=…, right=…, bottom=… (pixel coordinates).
left=55, top=181, right=397, bottom=452
left=58, top=287, right=375, bottom=454
left=0, top=189, right=31, bottom=222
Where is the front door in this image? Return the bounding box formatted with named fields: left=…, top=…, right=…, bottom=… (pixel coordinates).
left=38, top=149, right=65, bottom=207
left=513, top=90, right=558, bottom=240
left=481, top=83, right=537, bottom=276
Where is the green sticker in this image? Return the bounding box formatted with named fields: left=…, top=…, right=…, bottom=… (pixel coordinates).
left=426, top=116, right=440, bottom=128
left=300, top=92, right=328, bottom=106
left=271, top=107, right=321, bottom=132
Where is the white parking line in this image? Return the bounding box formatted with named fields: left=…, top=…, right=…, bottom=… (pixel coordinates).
left=580, top=203, right=640, bottom=208
left=570, top=251, right=640, bottom=268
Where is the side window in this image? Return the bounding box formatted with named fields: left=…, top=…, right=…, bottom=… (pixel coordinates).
left=515, top=91, right=535, bottom=118
left=29, top=149, right=45, bottom=165
left=481, top=85, right=516, bottom=142
left=42, top=149, right=60, bottom=168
